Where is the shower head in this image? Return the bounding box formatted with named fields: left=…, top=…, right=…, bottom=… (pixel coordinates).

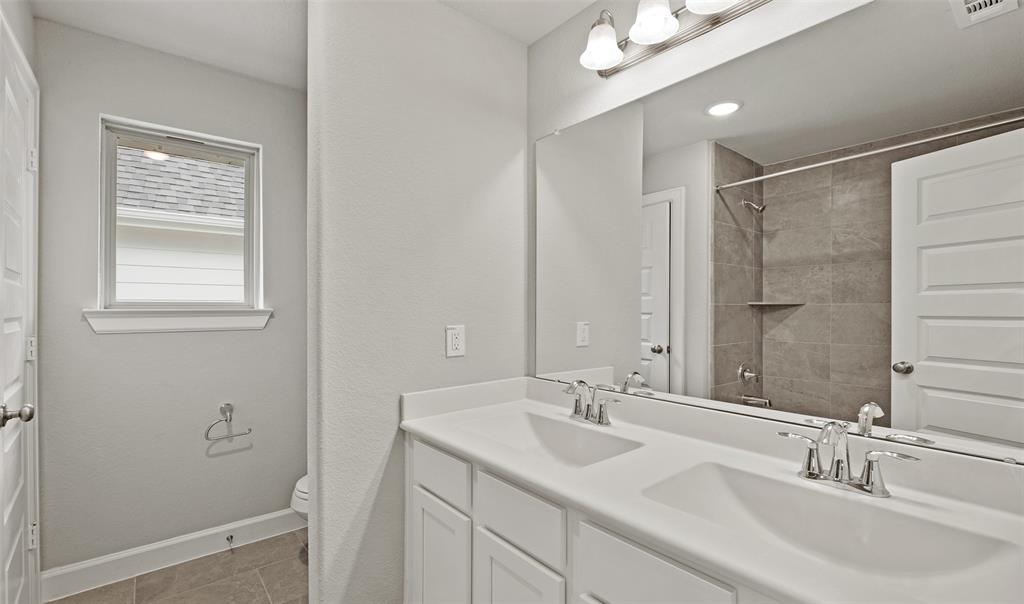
left=741, top=199, right=766, bottom=214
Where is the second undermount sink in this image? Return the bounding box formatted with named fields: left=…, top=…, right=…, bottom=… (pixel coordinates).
left=643, top=463, right=1018, bottom=576
left=458, top=410, right=643, bottom=467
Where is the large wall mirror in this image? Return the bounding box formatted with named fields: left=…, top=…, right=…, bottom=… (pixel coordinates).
left=534, top=0, right=1024, bottom=462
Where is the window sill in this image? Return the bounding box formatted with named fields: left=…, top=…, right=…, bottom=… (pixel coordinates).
left=82, top=307, right=273, bottom=334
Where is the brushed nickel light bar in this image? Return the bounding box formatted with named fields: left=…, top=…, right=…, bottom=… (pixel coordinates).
left=596, top=0, right=773, bottom=78
left=716, top=114, right=1024, bottom=191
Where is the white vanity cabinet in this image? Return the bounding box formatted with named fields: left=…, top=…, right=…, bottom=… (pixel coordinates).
left=406, top=436, right=768, bottom=604
left=473, top=527, right=565, bottom=604
left=571, top=521, right=734, bottom=604
left=409, top=486, right=471, bottom=604
left=408, top=439, right=474, bottom=604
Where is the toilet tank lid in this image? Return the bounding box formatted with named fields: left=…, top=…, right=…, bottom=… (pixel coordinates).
left=296, top=475, right=309, bottom=495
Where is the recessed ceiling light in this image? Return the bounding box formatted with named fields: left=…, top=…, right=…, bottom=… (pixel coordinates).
left=706, top=101, right=741, bottom=117
left=143, top=150, right=170, bottom=161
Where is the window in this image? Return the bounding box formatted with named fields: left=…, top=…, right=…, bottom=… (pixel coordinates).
left=83, top=117, right=271, bottom=333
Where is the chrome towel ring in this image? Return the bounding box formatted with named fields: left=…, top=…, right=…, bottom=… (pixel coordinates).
left=204, top=402, right=253, bottom=442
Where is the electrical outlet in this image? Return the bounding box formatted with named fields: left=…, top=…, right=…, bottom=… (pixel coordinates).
left=445, top=325, right=466, bottom=358
left=576, top=322, right=590, bottom=347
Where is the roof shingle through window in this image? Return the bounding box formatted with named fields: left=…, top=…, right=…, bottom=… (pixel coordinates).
left=115, top=146, right=245, bottom=218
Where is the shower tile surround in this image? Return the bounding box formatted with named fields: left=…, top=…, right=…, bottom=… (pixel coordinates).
left=710, top=108, right=1024, bottom=421
left=49, top=529, right=308, bottom=604
left=711, top=145, right=764, bottom=405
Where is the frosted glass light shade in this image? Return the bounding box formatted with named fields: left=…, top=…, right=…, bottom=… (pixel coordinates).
left=686, top=0, right=741, bottom=15
left=579, top=21, right=623, bottom=70
left=629, top=0, right=679, bottom=45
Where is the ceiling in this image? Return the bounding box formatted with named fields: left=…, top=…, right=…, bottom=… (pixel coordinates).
left=30, top=0, right=308, bottom=90
left=642, top=0, right=1024, bottom=164
left=28, top=0, right=593, bottom=90
left=440, top=0, right=594, bottom=44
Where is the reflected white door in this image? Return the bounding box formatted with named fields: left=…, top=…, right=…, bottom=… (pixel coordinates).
left=891, top=128, right=1024, bottom=445
left=0, top=19, right=39, bottom=604
left=640, top=198, right=670, bottom=391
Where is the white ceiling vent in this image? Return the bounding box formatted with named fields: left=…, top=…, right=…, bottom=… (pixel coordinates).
left=948, top=0, right=1021, bottom=28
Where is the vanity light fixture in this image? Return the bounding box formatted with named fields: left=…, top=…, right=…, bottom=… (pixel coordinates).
left=581, top=0, right=772, bottom=78
left=686, top=0, right=743, bottom=15
left=143, top=150, right=169, bottom=161
left=579, top=10, right=624, bottom=71
left=629, top=0, right=680, bottom=45
left=706, top=101, right=741, bottom=116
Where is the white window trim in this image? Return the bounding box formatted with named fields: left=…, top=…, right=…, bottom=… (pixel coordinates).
left=83, top=115, right=272, bottom=334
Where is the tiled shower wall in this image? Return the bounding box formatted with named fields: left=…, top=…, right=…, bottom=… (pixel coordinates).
left=710, top=144, right=764, bottom=404
left=712, top=108, right=1024, bottom=422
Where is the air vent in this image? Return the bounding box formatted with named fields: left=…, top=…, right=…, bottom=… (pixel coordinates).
left=949, top=0, right=1021, bottom=28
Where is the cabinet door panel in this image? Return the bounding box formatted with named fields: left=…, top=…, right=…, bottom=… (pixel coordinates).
left=572, top=521, right=735, bottom=604
left=474, top=527, right=565, bottom=604
left=410, top=486, right=471, bottom=604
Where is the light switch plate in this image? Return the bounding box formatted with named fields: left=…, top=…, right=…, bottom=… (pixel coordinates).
left=576, top=322, right=590, bottom=347
left=445, top=325, right=466, bottom=358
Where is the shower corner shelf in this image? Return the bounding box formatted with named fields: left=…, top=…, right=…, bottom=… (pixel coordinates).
left=747, top=301, right=805, bottom=307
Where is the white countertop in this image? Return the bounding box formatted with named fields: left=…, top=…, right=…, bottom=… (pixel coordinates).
left=400, top=378, right=1024, bottom=604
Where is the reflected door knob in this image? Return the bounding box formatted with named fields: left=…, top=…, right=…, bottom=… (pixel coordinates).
left=891, top=361, right=914, bottom=375
left=650, top=344, right=664, bottom=354
left=0, top=404, right=34, bottom=427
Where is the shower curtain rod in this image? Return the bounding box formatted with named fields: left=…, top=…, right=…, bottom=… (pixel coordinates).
left=715, top=114, right=1024, bottom=192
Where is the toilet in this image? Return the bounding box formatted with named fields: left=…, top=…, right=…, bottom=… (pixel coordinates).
left=290, top=474, right=309, bottom=520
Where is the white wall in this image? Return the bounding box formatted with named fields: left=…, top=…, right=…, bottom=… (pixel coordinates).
left=36, top=20, right=307, bottom=568
left=536, top=103, right=643, bottom=384
left=308, top=2, right=526, bottom=601
left=0, top=0, right=33, bottom=67
left=644, top=142, right=711, bottom=397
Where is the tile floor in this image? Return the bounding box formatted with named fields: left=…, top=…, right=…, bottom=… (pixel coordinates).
left=52, top=528, right=308, bottom=604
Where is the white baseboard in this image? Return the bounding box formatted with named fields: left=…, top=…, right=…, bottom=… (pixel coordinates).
left=42, top=508, right=307, bottom=602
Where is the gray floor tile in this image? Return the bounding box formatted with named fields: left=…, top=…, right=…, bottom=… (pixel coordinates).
left=51, top=579, right=135, bottom=604
left=151, top=570, right=270, bottom=604
left=135, top=533, right=303, bottom=603
left=257, top=550, right=308, bottom=604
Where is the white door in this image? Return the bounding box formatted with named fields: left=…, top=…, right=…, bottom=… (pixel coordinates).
left=891, top=128, right=1024, bottom=445
left=0, top=18, right=39, bottom=604
left=640, top=197, right=670, bottom=391
left=473, top=527, right=564, bottom=604
left=409, top=486, right=471, bottom=604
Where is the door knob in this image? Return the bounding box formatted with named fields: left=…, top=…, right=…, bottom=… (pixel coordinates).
left=0, top=404, right=34, bottom=427
left=891, top=361, right=914, bottom=375
left=650, top=344, right=664, bottom=354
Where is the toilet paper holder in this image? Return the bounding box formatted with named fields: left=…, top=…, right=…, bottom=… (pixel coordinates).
left=204, top=403, right=253, bottom=442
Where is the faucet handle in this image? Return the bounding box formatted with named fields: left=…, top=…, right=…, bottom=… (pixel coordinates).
left=777, top=432, right=822, bottom=477
left=858, top=450, right=920, bottom=498
left=595, top=398, right=620, bottom=426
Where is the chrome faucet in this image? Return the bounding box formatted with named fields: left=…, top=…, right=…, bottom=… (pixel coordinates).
left=818, top=421, right=852, bottom=482
left=563, top=380, right=593, bottom=420
left=563, top=380, right=617, bottom=426
left=620, top=371, right=648, bottom=394
left=777, top=421, right=920, bottom=498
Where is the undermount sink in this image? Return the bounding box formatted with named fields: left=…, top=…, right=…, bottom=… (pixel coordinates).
left=643, top=463, right=1018, bottom=576
left=458, top=410, right=643, bottom=467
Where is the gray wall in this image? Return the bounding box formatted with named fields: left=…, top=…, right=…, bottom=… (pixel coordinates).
left=37, top=20, right=307, bottom=568
left=308, top=2, right=526, bottom=601
left=536, top=104, right=643, bottom=384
